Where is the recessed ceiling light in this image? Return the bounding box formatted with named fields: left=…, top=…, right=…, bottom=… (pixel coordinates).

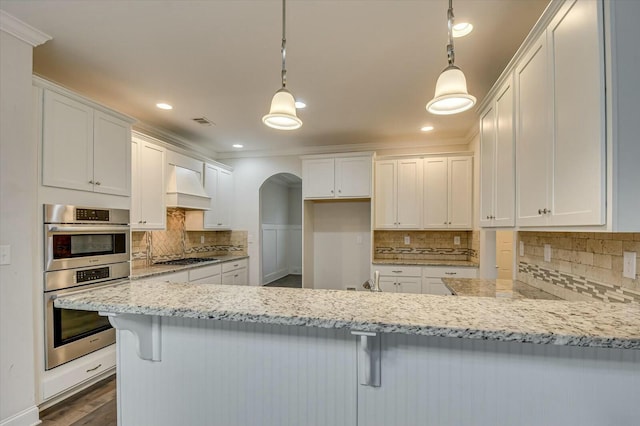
left=156, top=102, right=173, bottom=110
left=421, top=126, right=434, bottom=132
left=452, top=22, right=473, bottom=38
left=295, top=101, right=306, bottom=109
left=232, top=144, right=244, bottom=148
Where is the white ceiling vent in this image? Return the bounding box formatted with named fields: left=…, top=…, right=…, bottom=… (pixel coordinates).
left=192, top=117, right=215, bottom=126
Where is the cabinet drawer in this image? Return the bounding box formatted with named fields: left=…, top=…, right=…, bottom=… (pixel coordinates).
left=374, top=265, right=422, bottom=277
left=158, top=271, right=189, bottom=282
left=222, top=259, right=247, bottom=273
left=422, top=266, right=478, bottom=279
left=189, top=264, right=222, bottom=281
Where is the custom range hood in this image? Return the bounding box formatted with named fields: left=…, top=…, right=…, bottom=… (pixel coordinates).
left=166, top=164, right=211, bottom=210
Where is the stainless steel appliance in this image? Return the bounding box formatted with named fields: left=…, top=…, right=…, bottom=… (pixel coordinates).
left=43, top=204, right=130, bottom=370
left=44, top=204, right=130, bottom=271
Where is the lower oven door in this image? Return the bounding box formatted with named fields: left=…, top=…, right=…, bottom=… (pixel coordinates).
left=44, top=283, right=119, bottom=370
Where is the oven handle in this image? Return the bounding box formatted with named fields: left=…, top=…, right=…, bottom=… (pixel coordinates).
left=47, top=225, right=130, bottom=234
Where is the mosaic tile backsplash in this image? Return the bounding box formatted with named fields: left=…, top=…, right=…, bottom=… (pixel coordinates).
left=132, top=209, right=247, bottom=268
left=374, top=230, right=478, bottom=263
left=517, top=232, right=640, bottom=303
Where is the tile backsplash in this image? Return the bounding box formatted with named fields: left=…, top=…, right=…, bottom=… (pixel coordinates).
left=132, top=209, right=247, bottom=268
left=518, top=232, right=640, bottom=303
left=374, top=230, right=478, bottom=263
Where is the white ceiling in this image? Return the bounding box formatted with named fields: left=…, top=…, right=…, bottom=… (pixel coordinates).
left=1, top=0, right=549, bottom=158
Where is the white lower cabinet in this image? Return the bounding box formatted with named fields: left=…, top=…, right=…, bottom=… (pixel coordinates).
left=221, top=259, right=248, bottom=285
left=157, top=270, right=189, bottom=283
left=374, top=264, right=478, bottom=295
left=189, top=264, right=222, bottom=284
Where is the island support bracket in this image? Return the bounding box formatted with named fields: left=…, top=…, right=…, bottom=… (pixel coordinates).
left=100, top=312, right=162, bottom=362
left=351, top=330, right=381, bottom=387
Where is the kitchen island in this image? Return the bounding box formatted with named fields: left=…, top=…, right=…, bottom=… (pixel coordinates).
left=56, top=281, right=640, bottom=426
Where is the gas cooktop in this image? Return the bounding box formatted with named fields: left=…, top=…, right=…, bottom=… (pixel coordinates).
left=154, top=258, right=219, bottom=266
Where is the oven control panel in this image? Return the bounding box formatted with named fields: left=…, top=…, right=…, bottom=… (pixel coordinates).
left=76, top=267, right=110, bottom=283
left=76, top=208, right=110, bottom=221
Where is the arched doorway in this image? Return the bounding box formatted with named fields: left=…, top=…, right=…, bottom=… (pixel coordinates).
left=259, top=173, right=302, bottom=287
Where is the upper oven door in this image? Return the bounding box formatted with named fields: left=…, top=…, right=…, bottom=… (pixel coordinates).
left=45, top=224, right=130, bottom=271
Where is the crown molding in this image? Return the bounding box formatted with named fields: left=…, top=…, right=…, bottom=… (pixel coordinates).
left=0, top=10, right=51, bottom=46
left=133, top=121, right=219, bottom=160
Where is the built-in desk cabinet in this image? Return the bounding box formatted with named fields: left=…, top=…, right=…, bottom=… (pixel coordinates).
left=131, top=135, right=166, bottom=230
left=302, top=154, right=372, bottom=199
left=39, top=85, right=133, bottom=196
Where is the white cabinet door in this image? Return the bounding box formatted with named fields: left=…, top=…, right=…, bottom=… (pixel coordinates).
left=548, top=0, right=605, bottom=226
left=335, top=156, right=371, bottom=198
left=203, top=165, right=233, bottom=229
left=397, top=277, right=422, bottom=294
left=132, top=139, right=166, bottom=230
left=396, top=158, right=422, bottom=229
left=493, top=79, right=515, bottom=227
left=422, top=157, right=449, bottom=228
left=479, top=105, right=496, bottom=228
left=303, top=159, right=335, bottom=198
left=42, top=90, right=94, bottom=192
left=422, top=278, right=453, bottom=296
left=378, top=277, right=398, bottom=293
left=93, top=110, right=131, bottom=196
left=516, top=34, right=551, bottom=227
left=448, top=157, right=472, bottom=229
left=221, top=268, right=247, bottom=285
left=374, top=160, right=397, bottom=229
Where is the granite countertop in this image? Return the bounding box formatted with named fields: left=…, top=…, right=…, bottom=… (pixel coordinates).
left=131, top=255, right=249, bottom=280
left=443, top=278, right=561, bottom=300
left=55, top=281, right=640, bottom=349
left=372, top=259, right=479, bottom=267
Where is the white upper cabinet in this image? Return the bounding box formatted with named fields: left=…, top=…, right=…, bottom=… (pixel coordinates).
left=516, top=0, right=605, bottom=227
left=41, top=88, right=132, bottom=196
left=302, top=154, right=372, bottom=199
left=480, top=76, right=515, bottom=228
left=423, top=156, right=472, bottom=229
left=203, top=164, right=233, bottom=229
left=374, top=158, right=421, bottom=229
left=131, top=136, right=166, bottom=230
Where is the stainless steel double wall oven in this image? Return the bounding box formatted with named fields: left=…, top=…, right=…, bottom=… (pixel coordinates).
left=43, top=204, right=130, bottom=369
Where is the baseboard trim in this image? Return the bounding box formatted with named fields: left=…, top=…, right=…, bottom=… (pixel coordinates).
left=0, top=405, right=41, bottom=426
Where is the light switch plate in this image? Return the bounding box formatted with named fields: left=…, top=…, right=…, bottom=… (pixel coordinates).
left=544, top=244, right=551, bottom=262
left=200, top=235, right=205, bottom=244
left=623, top=251, right=637, bottom=279
left=454, top=236, right=461, bottom=245
left=404, top=235, right=410, bottom=245
left=519, top=241, right=525, bottom=257
left=0, top=245, right=10, bottom=265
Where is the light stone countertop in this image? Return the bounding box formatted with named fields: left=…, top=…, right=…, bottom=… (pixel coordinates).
left=443, top=278, right=561, bottom=300
left=131, top=255, right=249, bottom=280
left=55, top=280, right=640, bottom=349
left=372, top=259, right=479, bottom=267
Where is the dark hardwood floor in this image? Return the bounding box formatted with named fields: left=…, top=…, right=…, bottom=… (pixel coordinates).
left=264, top=274, right=302, bottom=288
left=40, top=375, right=116, bottom=426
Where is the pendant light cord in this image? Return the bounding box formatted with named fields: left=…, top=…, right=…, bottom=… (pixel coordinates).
left=446, top=0, right=455, bottom=66
left=281, top=0, right=287, bottom=88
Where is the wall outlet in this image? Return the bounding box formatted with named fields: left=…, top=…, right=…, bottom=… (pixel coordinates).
left=544, top=244, right=551, bottom=262
left=404, top=235, right=410, bottom=245
left=454, top=236, right=460, bottom=245
left=519, top=241, right=525, bottom=257
left=623, top=251, right=637, bottom=279
left=356, top=235, right=363, bottom=245
left=200, top=235, right=205, bottom=244
left=0, top=245, right=10, bottom=265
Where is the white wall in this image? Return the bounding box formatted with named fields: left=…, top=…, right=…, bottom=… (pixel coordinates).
left=224, top=156, right=302, bottom=286
left=0, top=30, right=40, bottom=426
left=260, top=180, right=290, bottom=225
left=311, top=202, right=371, bottom=290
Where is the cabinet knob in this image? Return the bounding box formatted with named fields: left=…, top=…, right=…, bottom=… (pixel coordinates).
left=138, top=220, right=143, bottom=224
left=95, top=181, right=101, bottom=186
left=449, top=222, right=452, bottom=224
left=217, top=223, right=222, bottom=226
left=143, top=220, right=147, bottom=224
left=338, top=189, right=341, bottom=193
left=330, top=189, right=334, bottom=194
left=538, top=209, right=543, bottom=215
left=88, top=180, right=94, bottom=184
left=444, top=221, right=447, bottom=225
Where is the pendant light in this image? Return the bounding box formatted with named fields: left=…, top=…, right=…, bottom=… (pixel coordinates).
left=426, top=0, right=476, bottom=115
left=263, top=0, right=302, bottom=130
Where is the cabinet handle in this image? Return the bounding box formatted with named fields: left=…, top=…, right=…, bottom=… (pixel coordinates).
left=86, top=363, right=102, bottom=373
left=331, top=189, right=334, bottom=194
left=338, top=189, right=342, bottom=193
left=392, top=270, right=402, bottom=273
left=217, top=223, right=222, bottom=226
left=138, top=220, right=143, bottom=224
left=538, top=209, right=543, bottom=215
left=95, top=181, right=101, bottom=186
left=444, top=221, right=447, bottom=225
left=143, top=220, right=147, bottom=224
left=449, top=222, right=452, bottom=224
left=89, top=180, right=94, bottom=184
left=234, top=274, right=239, bottom=277
left=444, top=272, right=457, bottom=275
